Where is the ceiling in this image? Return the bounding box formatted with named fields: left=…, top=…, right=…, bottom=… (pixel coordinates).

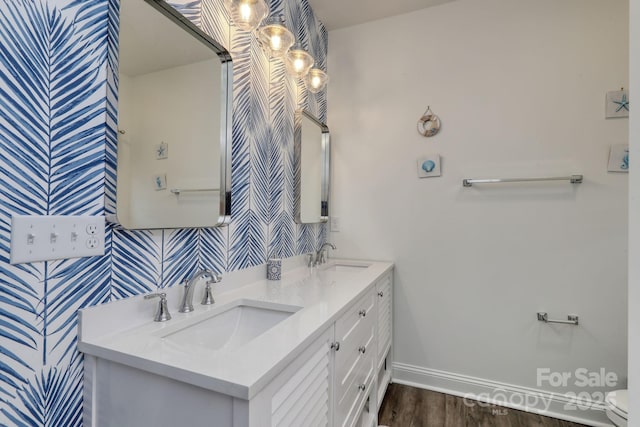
left=307, top=0, right=455, bottom=30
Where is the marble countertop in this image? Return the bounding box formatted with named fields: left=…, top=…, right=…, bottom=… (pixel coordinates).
left=78, top=258, right=393, bottom=400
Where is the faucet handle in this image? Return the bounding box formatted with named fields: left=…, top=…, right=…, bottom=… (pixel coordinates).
left=319, top=249, right=328, bottom=264
left=201, top=283, right=215, bottom=305
left=307, top=253, right=316, bottom=267
left=144, top=292, right=171, bottom=322
left=201, top=273, right=221, bottom=305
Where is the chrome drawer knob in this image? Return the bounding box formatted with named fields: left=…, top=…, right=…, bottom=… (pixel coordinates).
left=358, top=309, right=367, bottom=317
left=330, top=341, right=340, bottom=351
left=358, top=346, right=366, bottom=354
left=358, top=384, right=366, bottom=392
left=378, top=291, right=384, bottom=297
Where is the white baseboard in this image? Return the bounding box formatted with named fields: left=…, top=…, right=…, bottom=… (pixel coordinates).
left=392, top=362, right=613, bottom=427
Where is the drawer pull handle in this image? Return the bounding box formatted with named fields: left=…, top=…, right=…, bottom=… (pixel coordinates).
left=358, top=384, right=366, bottom=392
left=358, top=346, right=366, bottom=354
left=378, top=291, right=384, bottom=297
left=330, top=341, right=340, bottom=351
left=359, top=309, right=367, bottom=317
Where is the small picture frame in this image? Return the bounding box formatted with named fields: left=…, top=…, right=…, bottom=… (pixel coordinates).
left=153, top=174, right=167, bottom=190
left=606, top=90, right=629, bottom=118
left=608, top=144, right=629, bottom=173
left=417, top=155, right=441, bottom=178
left=155, top=141, right=169, bottom=159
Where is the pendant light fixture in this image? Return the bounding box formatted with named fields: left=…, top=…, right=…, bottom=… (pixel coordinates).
left=304, top=68, right=328, bottom=93
left=224, top=0, right=269, bottom=32
left=284, top=45, right=314, bottom=78
left=256, top=16, right=295, bottom=59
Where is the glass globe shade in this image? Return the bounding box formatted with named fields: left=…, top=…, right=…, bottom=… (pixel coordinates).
left=284, top=46, right=314, bottom=78
left=225, top=0, right=269, bottom=32
left=305, top=68, right=329, bottom=93
left=256, top=17, right=294, bottom=58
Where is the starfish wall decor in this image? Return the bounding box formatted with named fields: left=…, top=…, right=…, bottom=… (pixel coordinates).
left=606, top=89, right=630, bottom=118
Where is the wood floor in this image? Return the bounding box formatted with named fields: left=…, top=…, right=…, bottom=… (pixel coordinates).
left=378, top=384, right=588, bottom=427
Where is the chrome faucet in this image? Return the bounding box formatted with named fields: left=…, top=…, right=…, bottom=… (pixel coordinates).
left=315, top=242, right=336, bottom=266
left=179, top=269, right=222, bottom=313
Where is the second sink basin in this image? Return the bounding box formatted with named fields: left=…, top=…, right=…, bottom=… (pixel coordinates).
left=319, top=261, right=371, bottom=273
left=160, top=299, right=302, bottom=352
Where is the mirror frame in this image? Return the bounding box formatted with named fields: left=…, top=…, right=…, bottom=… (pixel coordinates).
left=294, top=110, right=330, bottom=224
left=115, top=0, right=233, bottom=228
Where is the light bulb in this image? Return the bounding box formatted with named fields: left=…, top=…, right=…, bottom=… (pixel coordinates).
left=240, top=3, right=252, bottom=22
left=293, top=58, right=304, bottom=72
left=311, top=75, right=321, bottom=88
left=270, top=34, right=282, bottom=50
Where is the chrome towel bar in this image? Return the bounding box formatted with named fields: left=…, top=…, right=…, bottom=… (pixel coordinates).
left=463, top=174, right=583, bottom=187
left=537, top=312, right=579, bottom=325
left=170, top=188, right=219, bottom=195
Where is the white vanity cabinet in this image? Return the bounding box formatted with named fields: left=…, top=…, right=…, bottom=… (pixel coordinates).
left=256, top=271, right=394, bottom=427
left=253, top=286, right=383, bottom=427
left=79, top=261, right=394, bottom=427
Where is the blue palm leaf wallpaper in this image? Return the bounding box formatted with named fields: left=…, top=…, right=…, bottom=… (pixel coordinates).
left=0, top=0, right=327, bottom=424
left=2, top=361, right=83, bottom=427
left=110, top=229, right=161, bottom=299
left=161, top=229, right=200, bottom=288
left=200, top=227, right=228, bottom=272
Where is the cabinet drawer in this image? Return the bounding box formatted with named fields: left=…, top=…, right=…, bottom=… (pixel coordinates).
left=335, top=321, right=374, bottom=404
left=335, top=289, right=375, bottom=351
left=335, top=349, right=374, bottom=427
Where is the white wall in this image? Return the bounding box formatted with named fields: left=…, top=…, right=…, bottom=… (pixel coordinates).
left=628, top=0, right=639, bottom=423
left=328, top=0, right=628, bottom=423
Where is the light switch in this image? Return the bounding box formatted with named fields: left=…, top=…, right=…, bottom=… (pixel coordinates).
left=330, top=216, right=340, bottom=232
left=10, top=215, right=105, bottom=264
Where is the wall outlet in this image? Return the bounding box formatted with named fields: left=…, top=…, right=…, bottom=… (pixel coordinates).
left=330, top=216, right=340, bottom=232
left=86, top=237, right=100, bottom=249
left=10, top=215, right=106, bottom=264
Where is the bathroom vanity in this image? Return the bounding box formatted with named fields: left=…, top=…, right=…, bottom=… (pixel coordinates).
left=79, top=259, right=393, bottom=427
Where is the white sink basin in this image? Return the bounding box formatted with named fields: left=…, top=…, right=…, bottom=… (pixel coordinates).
left=319, top=261, right=371, bottom=273
left=160, top=299, right=302, bottom=352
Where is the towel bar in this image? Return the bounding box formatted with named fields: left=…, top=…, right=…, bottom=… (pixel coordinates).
left=170, top=188, right=219, bottom=195
left=537, top=312, right=579, bottom=325
left=463, top=174, right=583, bottom=187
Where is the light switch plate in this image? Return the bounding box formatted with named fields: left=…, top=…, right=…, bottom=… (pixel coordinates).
left=10, top=215, right=106, bottom=264
left=330, top=216, right=340, bottom=232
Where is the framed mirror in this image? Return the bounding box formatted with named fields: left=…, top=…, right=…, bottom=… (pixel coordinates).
left=295, top=110, right=330, bottom=224
left=114, top=0, right=232, bottom=229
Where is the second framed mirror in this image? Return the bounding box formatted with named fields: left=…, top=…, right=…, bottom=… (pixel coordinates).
left=295, top=110, right=330, bottom=224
